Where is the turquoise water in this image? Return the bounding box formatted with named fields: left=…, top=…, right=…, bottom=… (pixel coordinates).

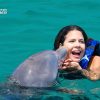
left=0, top=0, right=100, bottom=99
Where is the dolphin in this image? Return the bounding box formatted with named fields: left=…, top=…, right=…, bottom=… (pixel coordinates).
left=9, top=47, right=67, bottom=87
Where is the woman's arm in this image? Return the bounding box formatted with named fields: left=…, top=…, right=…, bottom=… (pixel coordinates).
left=82, top=56, right=100, bottom=80
left=88, top=56, right=100, bottom=73
left=59, top=56, right=100, bottom=80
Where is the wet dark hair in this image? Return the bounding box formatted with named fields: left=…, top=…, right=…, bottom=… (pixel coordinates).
left=54, top=25, right=88, bottom=50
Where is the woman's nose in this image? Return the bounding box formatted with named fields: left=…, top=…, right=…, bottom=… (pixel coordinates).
left=74, top=41, right=80, bottom=47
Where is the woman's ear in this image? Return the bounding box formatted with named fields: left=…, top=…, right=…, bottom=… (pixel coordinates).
left=59, top=43, right=63, bottom=48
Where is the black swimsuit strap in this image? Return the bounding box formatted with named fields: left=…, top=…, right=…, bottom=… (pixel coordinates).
left=93, top=43, right=100, bottom=56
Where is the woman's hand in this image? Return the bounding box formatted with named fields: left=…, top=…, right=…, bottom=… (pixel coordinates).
left=59, top=59, right=82, bottom=70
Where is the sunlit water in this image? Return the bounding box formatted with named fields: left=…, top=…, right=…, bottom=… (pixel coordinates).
left=0, top=0, right=100, bottom=99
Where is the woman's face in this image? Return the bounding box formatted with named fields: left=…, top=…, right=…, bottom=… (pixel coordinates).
left=62, top=30, right=85, bottom=62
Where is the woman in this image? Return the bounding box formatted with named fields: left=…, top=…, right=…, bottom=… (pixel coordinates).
left=54, top=25, right=100, bottom=80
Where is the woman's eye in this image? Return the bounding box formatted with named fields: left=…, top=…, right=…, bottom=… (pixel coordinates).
left=80, top=41, right=85, bottom=44
left=69, top=40, right=74, bottom=42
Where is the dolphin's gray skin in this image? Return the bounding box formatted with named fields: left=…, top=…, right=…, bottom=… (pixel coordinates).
left=9, top=48, right=67, bottom=87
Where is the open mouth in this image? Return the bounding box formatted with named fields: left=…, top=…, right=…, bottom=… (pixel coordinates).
left=71, top=51, right=81, bottom=57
